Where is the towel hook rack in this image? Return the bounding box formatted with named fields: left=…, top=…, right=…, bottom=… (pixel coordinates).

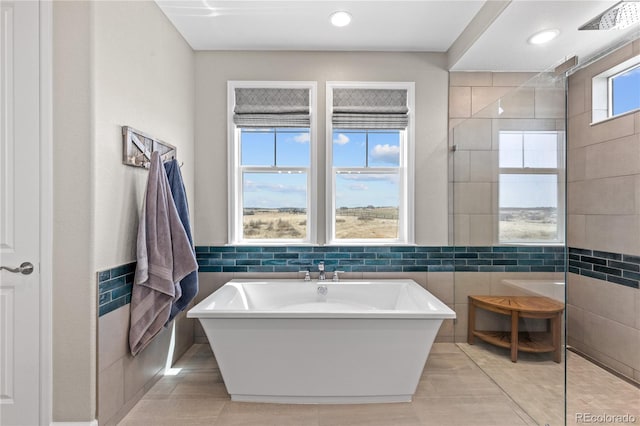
left=122, top=126, right=178, bottom=169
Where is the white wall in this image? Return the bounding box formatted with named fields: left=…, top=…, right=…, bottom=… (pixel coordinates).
left=93, top=0, right=195, bottom=269
left=194, top=51, right=449, bottom=245
left=53, top=0, right=195, bottom=422
left=53, top=1, right=95, bottom=421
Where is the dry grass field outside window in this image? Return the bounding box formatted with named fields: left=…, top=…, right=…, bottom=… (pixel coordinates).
left=242, top=207, right=400, bottom=240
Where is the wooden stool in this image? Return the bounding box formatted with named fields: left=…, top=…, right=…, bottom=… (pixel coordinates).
left=468, top=295, right=565, bottom=363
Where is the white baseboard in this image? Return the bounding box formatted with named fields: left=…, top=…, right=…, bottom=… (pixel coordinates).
left=51, top=421, right=98, bottom=426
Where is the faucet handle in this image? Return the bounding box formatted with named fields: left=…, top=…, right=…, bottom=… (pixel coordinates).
left=299, top=270, right=311, bottom=281
left=332, top=270, right=345, bottom=282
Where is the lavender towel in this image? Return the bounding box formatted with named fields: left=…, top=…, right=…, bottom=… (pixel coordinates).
left=129, top=151, right=198, bottom=356
left=164, top=159, right=198, bottom=323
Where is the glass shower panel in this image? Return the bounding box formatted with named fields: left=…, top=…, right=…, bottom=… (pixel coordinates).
left=450, top=71, right=567, bottom=426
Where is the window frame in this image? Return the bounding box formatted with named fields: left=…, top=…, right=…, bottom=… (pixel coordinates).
left=497, top=130, right=565, bottom=245
left=326, top=81, right=415, bottom=245
left=608, top=62, right=640, bottom=118
left=592, top=55, right=640, bottom=124
left=227, top=81, right=317, bottom=245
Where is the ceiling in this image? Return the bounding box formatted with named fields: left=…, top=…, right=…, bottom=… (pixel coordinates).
left=156, top=0, right=640, bottom=71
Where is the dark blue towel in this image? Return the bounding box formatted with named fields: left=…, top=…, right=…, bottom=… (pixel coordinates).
left=164, top=159, right=198, bottom=323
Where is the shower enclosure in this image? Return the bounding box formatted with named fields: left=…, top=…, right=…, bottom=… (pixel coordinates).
left=449, top=70, right=567, bottom=425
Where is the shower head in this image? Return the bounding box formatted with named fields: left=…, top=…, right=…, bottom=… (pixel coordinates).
left=579, top=0, right=640, bottom=30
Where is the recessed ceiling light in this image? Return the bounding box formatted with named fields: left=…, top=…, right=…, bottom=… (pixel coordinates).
left=528, top=29, right=560, bottom=45
left=330, top=11, right=352, bottom=27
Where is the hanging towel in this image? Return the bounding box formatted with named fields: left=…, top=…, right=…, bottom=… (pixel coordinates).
left=129, top=151, right=198, bottom=356
left=164, top=159, right=199, bottom=323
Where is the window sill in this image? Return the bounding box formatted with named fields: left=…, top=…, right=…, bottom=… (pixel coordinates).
left=590, top=107, right=640, bottom=126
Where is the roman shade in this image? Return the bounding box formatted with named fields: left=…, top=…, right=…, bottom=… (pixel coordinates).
left=233, top=88, right=310, bottom=128
left=332, top=88, right=409, bottom=129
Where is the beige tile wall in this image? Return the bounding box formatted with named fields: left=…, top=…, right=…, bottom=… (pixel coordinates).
left=567, top=38, right=640, bottom=384
left=97, top=306, right=194, bottom=425
left=449, top=72, right=565, bottom=246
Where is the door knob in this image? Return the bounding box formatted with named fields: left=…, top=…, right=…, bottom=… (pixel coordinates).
left=0, top=262, right=34, bottom=275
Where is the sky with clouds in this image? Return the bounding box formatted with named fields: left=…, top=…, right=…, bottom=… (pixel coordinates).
left=241, top=129, right=401, bottom=209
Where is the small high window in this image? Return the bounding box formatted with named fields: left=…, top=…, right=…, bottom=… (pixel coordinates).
left=610, top=63, right=640, bottom=117
left=592, top=55, right=640, bottom=123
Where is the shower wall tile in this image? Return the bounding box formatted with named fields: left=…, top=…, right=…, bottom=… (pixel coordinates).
left=450, top=72, right=492, bottom=87
left=468, top=151, right=495, bottom=181
left=567, top=111, right=592, bottom=148
left=567, top=147, right=586, bottom=182
left=570, top=176, right=638, bottom=216
left=452, top=118, right=492, bottom=150
left=589, top=113, right=636, bottom=146
left=567, top=214, right=587, bottom=253
left=568, top=335, right=637, bottom=382
left=425, top=272, right=455, bottom=304
left=453, top=215, right=470, bottom=246
left=585, top=215, right=640, bottom=256
left=585, top=134, right=640, bottom=180
left=453, top=303, right=468, bottom=340
left=453, top=272, right=491, bottom=302
left=582, top=312, right=640, bottom=372
left=567, top=272, right=637, bottom=327
left=453, top=150, right=470, bottom=182
left=490, top=72, right=538, bottom=87
left=449, top=86, right=471, bottom=118
left=566, top=304, right=584, bottom=343
left=470, top=86, right=512, bottom=116
left=468, top=215, right=494, bottom=246
left=453, top=182, right=492, bottom=214
left=568, top=77, right=586, bottom=118
left=534, top=87, right=566, bottom=119
left=437, top=314, right=455, bottom=342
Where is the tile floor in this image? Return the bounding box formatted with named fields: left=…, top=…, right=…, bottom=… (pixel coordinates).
left=117, top=342, right=639, bottom=426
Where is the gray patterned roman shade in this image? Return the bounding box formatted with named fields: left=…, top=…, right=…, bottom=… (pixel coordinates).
left=233, top=88, right=310, bottom=128
left=332, top=88, right=409, bottom=129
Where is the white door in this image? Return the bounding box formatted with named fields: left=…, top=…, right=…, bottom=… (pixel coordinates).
left=0, top=1, right=41, bottom=425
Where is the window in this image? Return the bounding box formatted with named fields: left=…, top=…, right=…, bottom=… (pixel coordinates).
left=498, top=131, right=564, bottom=244
left=610, top=63, right=640, bottom=116
left=592, top=55, right=640, bottom=123
left=327, top=82, right=414, bottom=244
left=228, top=82, right=316, bottom=244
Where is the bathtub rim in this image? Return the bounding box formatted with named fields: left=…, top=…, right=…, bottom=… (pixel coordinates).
left=187, top=278, right=456, bottom=320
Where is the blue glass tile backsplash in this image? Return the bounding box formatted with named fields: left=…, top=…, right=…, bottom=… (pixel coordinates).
left=195, top=245, right=566, bottom=274
left=97, top=262, right=135, bottom=317
left=96, top=246, right=640, bottom=318
left=568, top=247, right=640, bottom=289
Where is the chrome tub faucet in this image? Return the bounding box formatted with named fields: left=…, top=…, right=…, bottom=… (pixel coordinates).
left=318, top=261, right=326, bottom=281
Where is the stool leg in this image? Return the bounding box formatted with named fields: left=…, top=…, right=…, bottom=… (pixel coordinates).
left=468, top=302, right=476, bottom=345
left=552, top=312, right=562, bottom=363
left=511, top=311, right=518, bottom=362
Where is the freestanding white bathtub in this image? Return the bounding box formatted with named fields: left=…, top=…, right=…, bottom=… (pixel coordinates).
left=187, top=279, right=455, bottom=404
